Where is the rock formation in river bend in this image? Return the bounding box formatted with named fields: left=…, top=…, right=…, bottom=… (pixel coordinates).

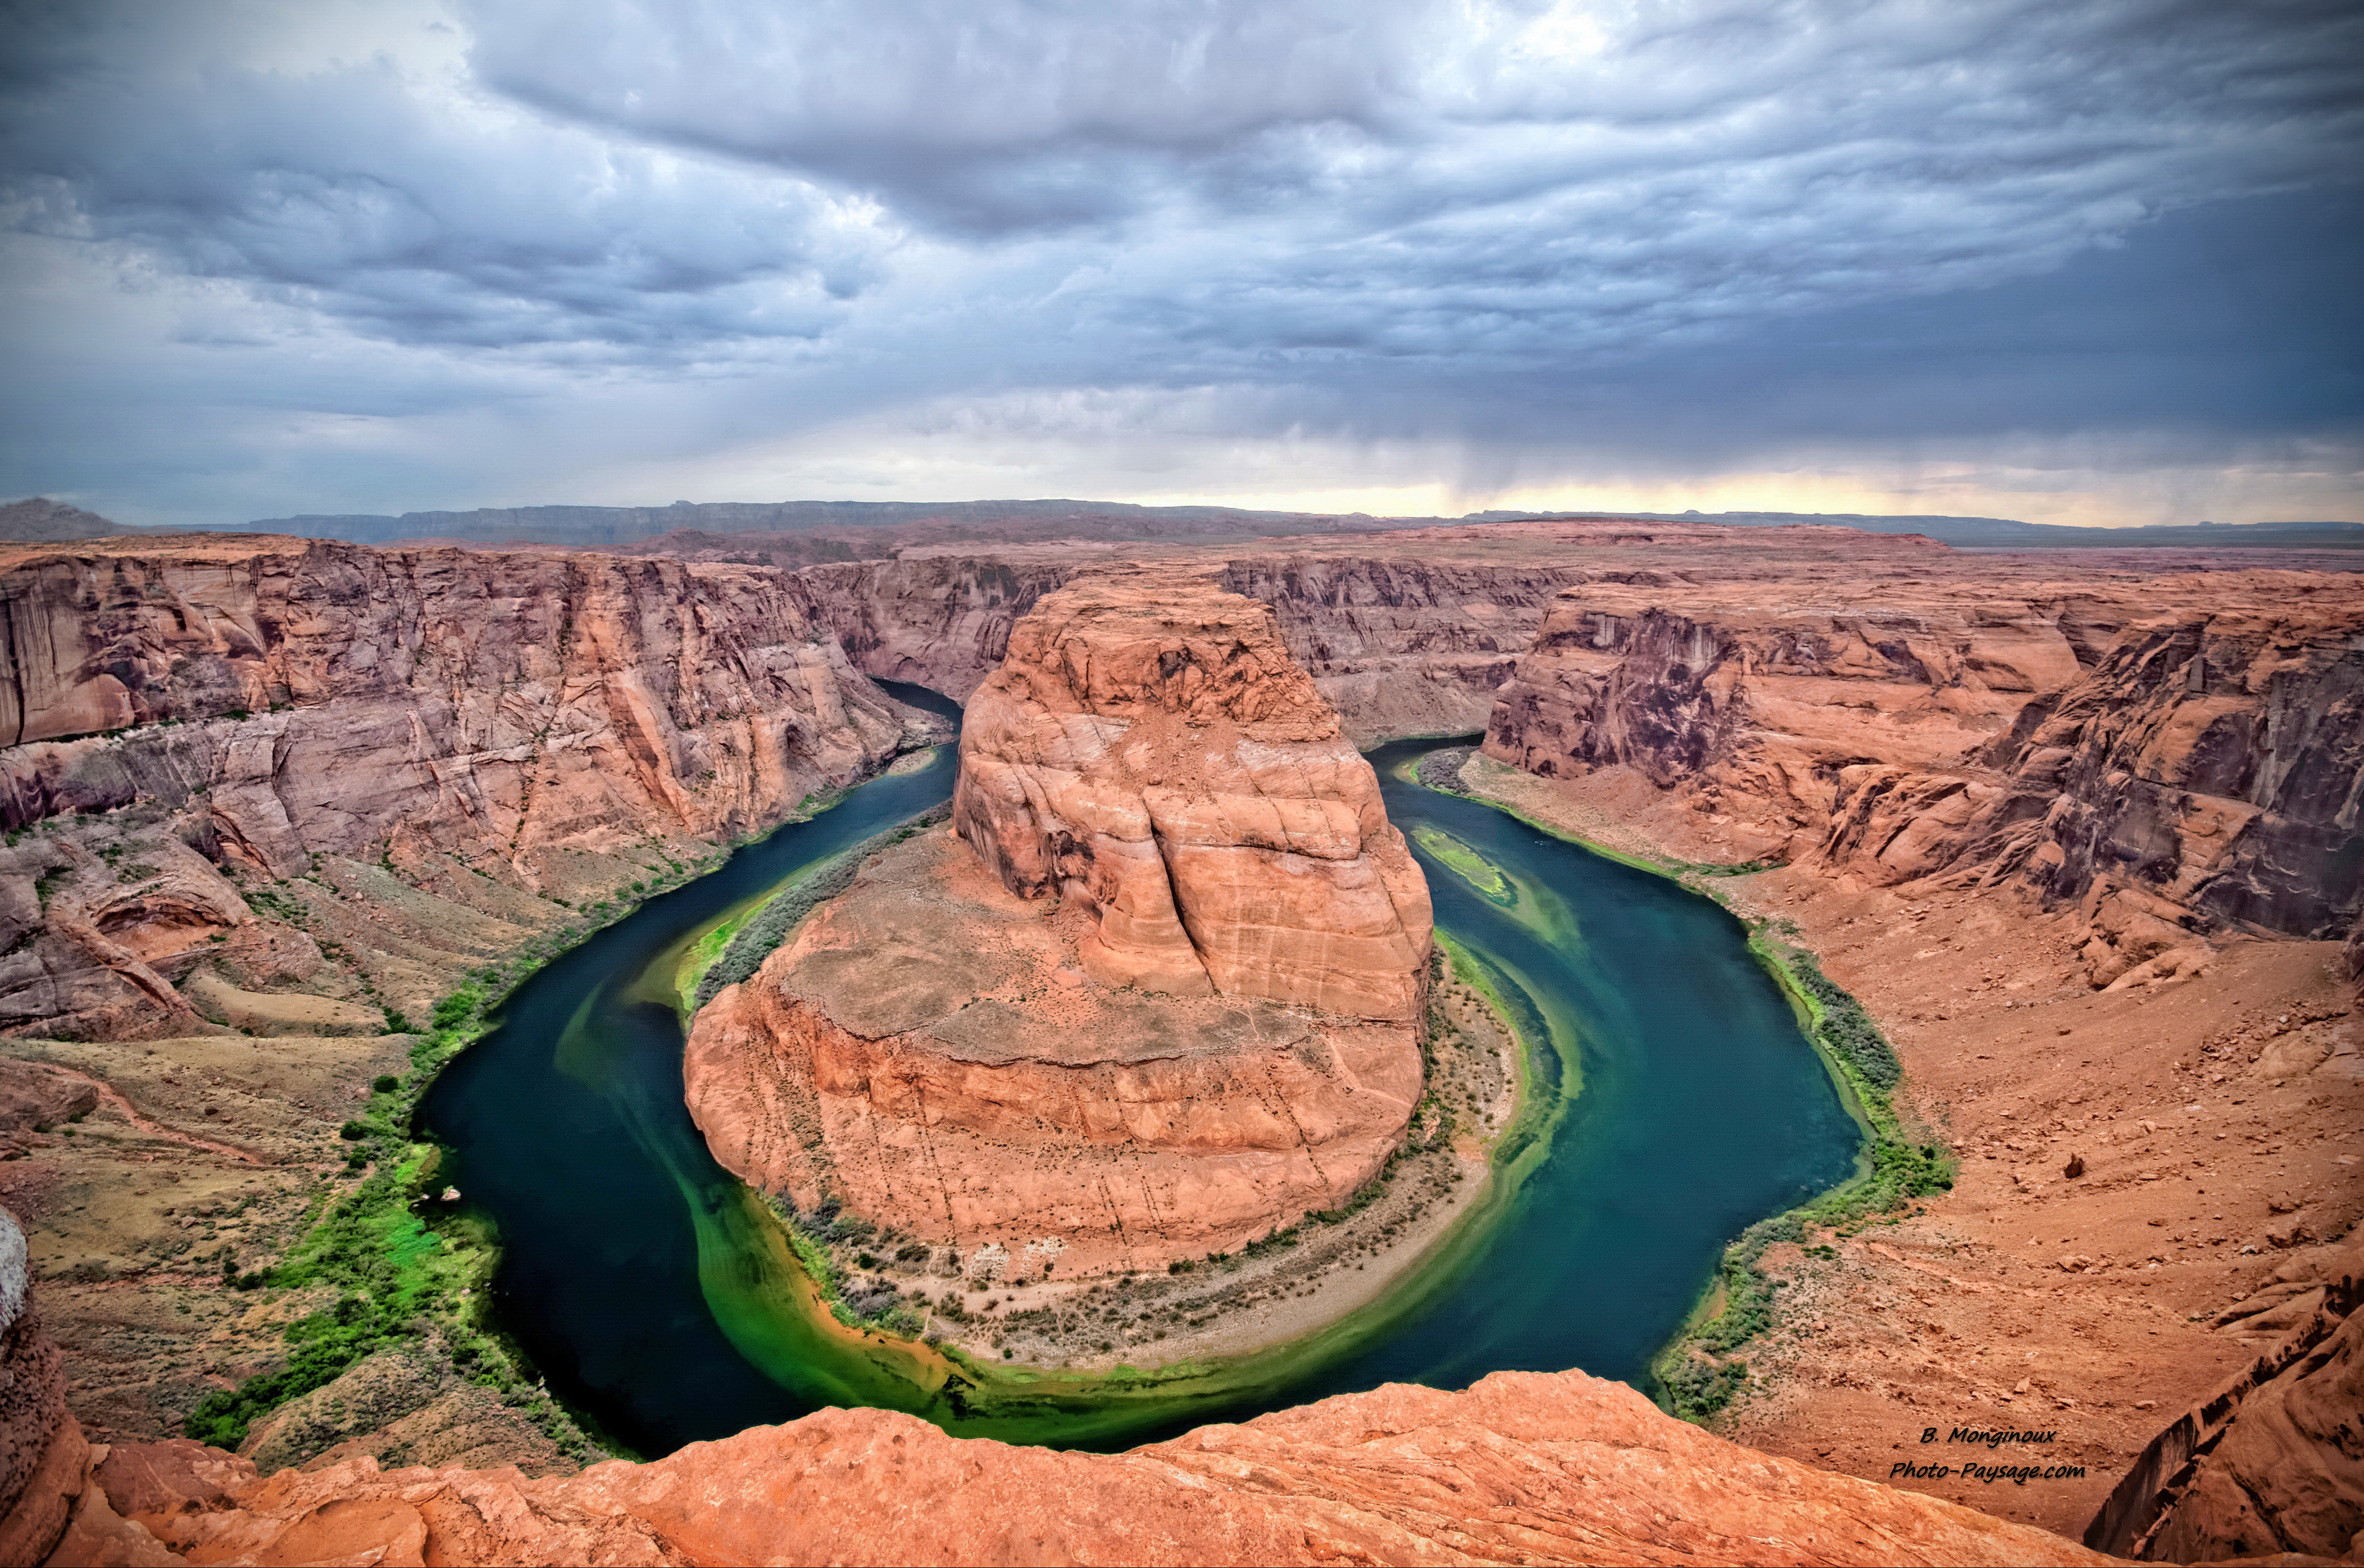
left=687, top=572, right=1432, bottom=1274
left=953, top=569, right=1433, bottom=1016
left=684, top=830, right=1422, bottom=1275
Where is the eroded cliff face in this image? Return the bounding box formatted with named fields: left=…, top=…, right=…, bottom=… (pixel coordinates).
left=0, top=536, right=923, bottom=1038
left=2089, top=1240, right=2364, bottom=1562
left=684, top=831, right=1422, bottom=1277
left=792, top=556, right=1073, bottom=700
left=1213, top=555, right=1595, bottom=741
left=1483, top=569, right=2363, bottom=981
left=789, top=551, right=1593, bottom=743
left=1969, top=608, right=2364, bottom=974
left=953, top=569, right=1432, bottom=1016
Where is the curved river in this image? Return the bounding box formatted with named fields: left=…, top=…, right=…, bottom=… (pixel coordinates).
left=421, top=687, right=1859, bottom=1458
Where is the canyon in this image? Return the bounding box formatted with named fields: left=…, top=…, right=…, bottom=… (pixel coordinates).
left=0, top=519, right=2356, bottom=1563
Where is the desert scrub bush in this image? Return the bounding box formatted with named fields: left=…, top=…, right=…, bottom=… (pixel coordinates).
left=429, top=987, right=481, bottom=1032
left=1783, top=950, right=1902, bottom=1091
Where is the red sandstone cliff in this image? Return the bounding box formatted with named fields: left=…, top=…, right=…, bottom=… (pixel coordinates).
left=1481, top=568, right=2362, bottom=980
left=0, top=535, right=920, bottom=1038
left=954, top=570, right=1433, bottom=1016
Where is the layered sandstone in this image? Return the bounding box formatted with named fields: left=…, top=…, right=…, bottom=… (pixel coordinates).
left=685, top=831, right=1421, bottom=1276
left=24, top=1362, right=2118, bottom=1567
left=0, top=535, right=924, bottom=1037
left=953, top=570, right=1433, bottom=1016
left=1481, top=562, right=2363, bottom=980
left=2090, top=1239, right=2364, bottom=1562
left=792, top=549, right=1598, bottom=740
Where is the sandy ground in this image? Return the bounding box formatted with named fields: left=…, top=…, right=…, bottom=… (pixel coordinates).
left=871, top=961, right=1527, bottom=1372
left=1457, top=754, right=2364, bottom=1541
left=0, top=1029, right=580, bottom=1474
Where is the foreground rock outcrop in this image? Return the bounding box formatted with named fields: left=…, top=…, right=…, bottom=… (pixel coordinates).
left=954, top=569, right=1433, bottom=1016
left=22, top=1364, right=2119, bottom=1566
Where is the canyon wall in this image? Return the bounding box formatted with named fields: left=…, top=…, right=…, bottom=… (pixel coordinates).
left=1483, top=569, right=2363, bottom=980
left=953, top=569, right=1433, bottom=1016
left=792, top=551, right=1592, bottom=743
left=0, top=536, right=921, bottom=1038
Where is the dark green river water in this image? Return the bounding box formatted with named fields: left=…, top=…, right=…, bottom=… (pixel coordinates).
left=420, top=693, right=1859, bottom=1458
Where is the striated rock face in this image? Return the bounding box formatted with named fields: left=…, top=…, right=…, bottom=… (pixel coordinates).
left=685, top=831, right=1421, bottom=1275
left=790, top=551, right=1593, bottom=743
left=1483, top=566, right=2364, bottom=979
left=793, top=556, right=1073, bottom=699
left=1972, top=608, right=2364, bottom=958
left=954, top=570, right=1432, bottom=1017
left=73, top=1366, right=2113, bottom=1567
left=1214, top=554, right=1595, bottom=742
left=2090, top=1240, right=2364, bottom=1562
left=0, top=535, right=919, bottom=1037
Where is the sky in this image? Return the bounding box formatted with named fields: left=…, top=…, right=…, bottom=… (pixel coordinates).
left=2, top=0, right=2359, bottom=529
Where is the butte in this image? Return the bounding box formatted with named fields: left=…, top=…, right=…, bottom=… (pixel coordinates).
left=683, top=570, right=1435, bottom=1281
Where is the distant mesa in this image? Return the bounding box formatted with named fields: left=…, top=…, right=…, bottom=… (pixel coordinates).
left=0, top=497, right=141, bottom=542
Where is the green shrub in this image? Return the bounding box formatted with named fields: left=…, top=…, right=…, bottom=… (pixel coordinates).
left=430, top=988, right=481, bottom=1031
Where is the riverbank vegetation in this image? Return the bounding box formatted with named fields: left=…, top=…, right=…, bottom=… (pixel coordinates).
left=182, top=986, right=606, bottom=1463
left=1650, top=921, right=1955, bottom=1424
left=1420, top=745, right=1953, bottom=1425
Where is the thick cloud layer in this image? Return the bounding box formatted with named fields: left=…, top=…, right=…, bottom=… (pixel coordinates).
left=1, top=0, right=2358, bottom=525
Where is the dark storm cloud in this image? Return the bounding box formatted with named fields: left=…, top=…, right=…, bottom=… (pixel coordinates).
left=1, top=6, right=881, bottom=355
left=0, top=0, right=2358, bottom=522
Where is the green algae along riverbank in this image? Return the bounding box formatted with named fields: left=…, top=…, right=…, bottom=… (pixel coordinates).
left=409, top=717, right=1863, bottom=1457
